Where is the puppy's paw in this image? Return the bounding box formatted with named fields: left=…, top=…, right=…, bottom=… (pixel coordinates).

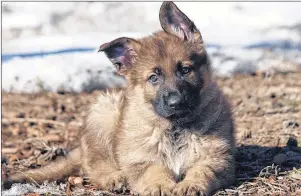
left=141, top=181, right=175, bottom=196
left=173, top=181, right=207, bottom=196
left=104, top=172, right=127, bottom=193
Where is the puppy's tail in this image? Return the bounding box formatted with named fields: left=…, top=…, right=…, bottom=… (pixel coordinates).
left=4, top=147, right=82, bottom=189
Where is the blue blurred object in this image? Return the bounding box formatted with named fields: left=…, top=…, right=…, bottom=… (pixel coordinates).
left=2, top=45, right=221, bottom=63
left=2, top=47, right=95, bottom=62
left=2, top=40, right=301, bottom=63
left=245, top=40, right=301, bottom=50
left=206, top=43, right=221, bottom=49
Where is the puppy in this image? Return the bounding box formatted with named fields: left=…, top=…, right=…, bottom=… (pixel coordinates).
left=5, top=2, right=236, bottom=195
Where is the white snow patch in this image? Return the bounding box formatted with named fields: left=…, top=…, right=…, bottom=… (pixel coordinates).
left=2, top=50, right=125, bottom=93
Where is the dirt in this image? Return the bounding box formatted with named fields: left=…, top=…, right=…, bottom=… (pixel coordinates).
left=2, top=72, right=301, bottom=196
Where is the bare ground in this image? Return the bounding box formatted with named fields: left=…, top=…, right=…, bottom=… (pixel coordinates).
left=2, top=72, right=301, bottom=196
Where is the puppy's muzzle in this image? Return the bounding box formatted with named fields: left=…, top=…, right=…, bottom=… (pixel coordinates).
left=163, top=90, right=183, bottom=109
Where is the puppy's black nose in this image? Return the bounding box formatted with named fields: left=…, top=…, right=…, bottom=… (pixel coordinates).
left=165, top=91, right=182, bottom=109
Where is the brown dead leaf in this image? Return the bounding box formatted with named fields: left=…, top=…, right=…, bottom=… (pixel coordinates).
left=9, top=154, right=19, bottom=163
left=267, top=175, right=276, bottom=183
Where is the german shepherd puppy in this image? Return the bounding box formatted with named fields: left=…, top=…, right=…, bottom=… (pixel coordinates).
left=5, top=2, right=235, bottom=195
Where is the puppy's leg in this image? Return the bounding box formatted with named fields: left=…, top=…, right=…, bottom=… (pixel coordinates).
left=84, top=161, right=127, bottom=192
left=81, top=91, right=127, bottom=192
left=173, top=136, right=235, bottom=196
left=127, top=164, right=176, bottom=196
left=81, top=141, right=126, bottom=192
left=81, top=143, right=127, bottom=193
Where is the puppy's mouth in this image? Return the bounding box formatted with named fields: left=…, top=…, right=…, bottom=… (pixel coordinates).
left=169, top=108, right=191, bottom=117
left=153, top=102, right=193, bottom=119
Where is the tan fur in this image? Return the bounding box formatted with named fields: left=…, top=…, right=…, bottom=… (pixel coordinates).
left=6, top=2, right=235, bottom=195
left=113, top=84, right=235, bottom=195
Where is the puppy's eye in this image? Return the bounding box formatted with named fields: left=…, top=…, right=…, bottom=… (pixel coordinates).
left=181, top=66, right=191, bottom=75
left=148, top=74, right=159, bottom=83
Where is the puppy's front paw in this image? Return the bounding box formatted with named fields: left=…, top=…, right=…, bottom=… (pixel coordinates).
left=173, top=181, right=207, bottom=196
left=141, top=181, right=176, bottom=196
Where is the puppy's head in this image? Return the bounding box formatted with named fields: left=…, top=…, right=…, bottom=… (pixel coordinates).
left=99, top=2, right=211, bottom=119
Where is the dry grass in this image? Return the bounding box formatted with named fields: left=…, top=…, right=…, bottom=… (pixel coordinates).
left=2, top=72, right=301, bottom=196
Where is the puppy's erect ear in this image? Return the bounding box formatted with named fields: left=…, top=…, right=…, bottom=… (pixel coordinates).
left=159, top=1, right=202, bottom=44
left=99, top=37, right=140, bottom=75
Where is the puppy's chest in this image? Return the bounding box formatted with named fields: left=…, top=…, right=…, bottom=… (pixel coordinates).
left=158, top=128, right=201, bottom=177
left=118, top=124, right=202, bottom=177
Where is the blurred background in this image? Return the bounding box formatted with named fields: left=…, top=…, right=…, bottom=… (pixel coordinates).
left=2, top=2, right=301, bottom=93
